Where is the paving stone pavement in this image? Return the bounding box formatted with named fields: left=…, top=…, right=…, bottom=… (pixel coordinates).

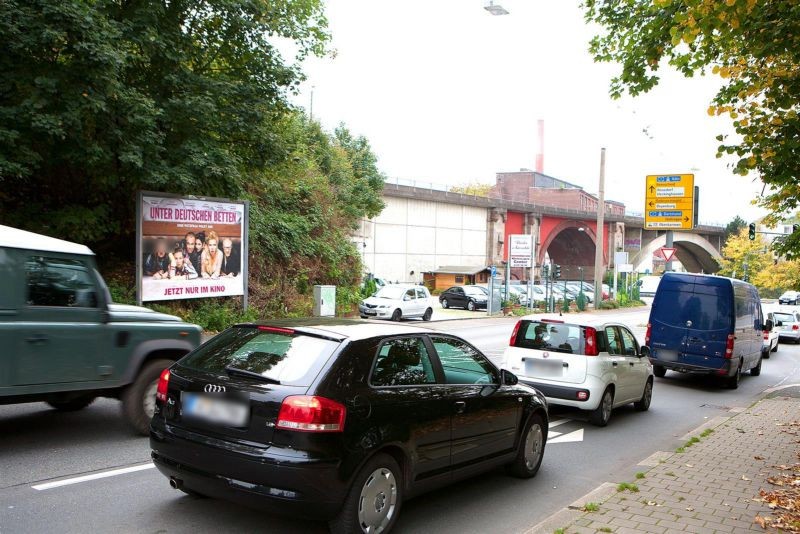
left=534, top=394, right=800, bottom=534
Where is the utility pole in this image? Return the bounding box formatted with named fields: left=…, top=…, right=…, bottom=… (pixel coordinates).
left=593, top=148, right=606, bottom=307
left=309, top=85, right=315, bottom=121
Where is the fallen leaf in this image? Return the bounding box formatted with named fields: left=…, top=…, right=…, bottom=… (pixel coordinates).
left=755, top=455, right=765, bottom=460
left=742, top=475, right=751, bottom=481
left=685, top=464, right=694, bottom=468
left=686, top=506, right=694, bottom=511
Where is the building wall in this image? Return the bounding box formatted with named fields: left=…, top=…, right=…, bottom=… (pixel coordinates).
left=356, top=197, right=488, bottom=283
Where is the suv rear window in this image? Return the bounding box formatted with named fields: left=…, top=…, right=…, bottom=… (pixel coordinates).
left=513, top=320, right=586, bottom=354
left=179, top=327, right=339, bottom=386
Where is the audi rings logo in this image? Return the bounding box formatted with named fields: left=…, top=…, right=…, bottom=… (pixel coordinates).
left=204, top=384, right=226, bottom=393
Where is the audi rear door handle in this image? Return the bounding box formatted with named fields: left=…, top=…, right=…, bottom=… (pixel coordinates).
left=454, top=401, right=466, bottom=414
left=25, top=334, right=48, bottom=345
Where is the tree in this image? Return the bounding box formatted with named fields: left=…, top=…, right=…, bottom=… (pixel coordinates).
left=582, top=1, right=800, bottom=255
left=724, top=215, right=748, bottom=242
left=754, top=259, right=800, bottom=294
left=0, top=0, right=329, bottom=244
left=449, top=181, right=493, bottom=197
left=716, top=228, right=771, bottom=282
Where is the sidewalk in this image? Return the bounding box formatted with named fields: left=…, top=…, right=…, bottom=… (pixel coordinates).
left=529, top=386, right=800, bottom=534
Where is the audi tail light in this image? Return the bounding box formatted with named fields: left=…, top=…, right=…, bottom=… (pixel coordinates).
left=584, top=326, right=599, bottom=356
left=156, top=369, right=170, bottom=402
left=724, top=334, right=735, bottom=359
left=276, top=396, right=346, bottom=433
left=509, top=321, right=521, bottom=346
left=645, top=323, right=652, bottom=346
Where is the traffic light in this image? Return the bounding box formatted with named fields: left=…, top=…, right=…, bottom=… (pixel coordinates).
left=554, top=264, right=562, bottom=279
left=542, top=265, right=549, bottom=278
left=748, top=223, right=756, bottom=240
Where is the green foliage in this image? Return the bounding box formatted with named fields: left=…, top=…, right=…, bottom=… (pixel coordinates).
left=718, top=228, right=772, bottom=285
left=598, top=300, right=619, bottom=310
left=582, top=1, right=800, bottom=256
left=582, top=502, right=600, bottom=512
left=561, top=295, right=571, bottom=312
left=635, top=472, right=645, bottom=479
left=576, top=290, right=587, bottom=311
left=725, top=216, right=748, bottom=241
left=361, top=277, right=378, bottom=299
left=616, top=482, right=639, bottom=493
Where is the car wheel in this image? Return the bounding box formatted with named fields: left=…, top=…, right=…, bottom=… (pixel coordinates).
left=441, top=298, right=449, bottom=309
left=391, top=309, right=402, bottom=322
left=725, top=362, right=742, bottom=389
left=590, top=387, right=614, bottom=427
left=634, top=379, right=653, bottom=412
left=47, top=395, right=96, bottom=412
left=653, top=365, right=666, bottom=378
left=422, top=308, right=433, bottom=321
left=121, top=358, right=174, bottom=436
left=506, top=413, right=546, bottom=478
left=467, top=300, right=476, bottom=311
left=751, top=355, right=763, bottom=376
left=329, top=453, right=402, bottom=534
left=771, top=341, right=778, bottom=353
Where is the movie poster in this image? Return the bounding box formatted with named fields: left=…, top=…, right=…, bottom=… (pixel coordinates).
left=136, top=192, right=248, bottom=303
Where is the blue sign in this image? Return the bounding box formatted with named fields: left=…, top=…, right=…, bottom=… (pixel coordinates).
left=648, top=210, right=682, bottom=217
left=490, top=265, right=497, bottom=277
left=656, top=176, right=682, bottom=183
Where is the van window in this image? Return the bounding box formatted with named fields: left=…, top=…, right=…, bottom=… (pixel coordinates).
left=654, top=289, right=732, bottom=330
left=25, top=256, right=98, bottom=308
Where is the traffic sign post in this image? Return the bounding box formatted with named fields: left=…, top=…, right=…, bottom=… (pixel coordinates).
left=644, top=174, right=695, bottom=230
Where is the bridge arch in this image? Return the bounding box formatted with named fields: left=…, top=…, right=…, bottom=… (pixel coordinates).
left=539, top=219, right=599, bottom=280
left=630, top=232, right=722, bottom=273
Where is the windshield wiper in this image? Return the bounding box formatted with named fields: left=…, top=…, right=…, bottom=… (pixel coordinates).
left=225, top=365, right=280, bottom=384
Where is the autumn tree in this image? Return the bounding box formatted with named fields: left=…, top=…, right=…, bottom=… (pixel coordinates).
left=449, top=181, right=493, bottom=197
left=753, top=259, right=800, bottom=294
left=717, top=228, right=771, bottom=283
left=582, top=1, right=800, bottom=255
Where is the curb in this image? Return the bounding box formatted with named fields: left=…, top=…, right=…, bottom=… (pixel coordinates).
left=526, top=407, right=744, bottom=534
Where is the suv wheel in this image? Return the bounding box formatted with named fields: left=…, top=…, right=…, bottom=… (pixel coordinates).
left=634, top=379, right=653, bottom=411
left=506, top=413, right=545, bottom=478
left=122, top=358, right=174, bottom=435
left=653, top=365, right=666, bottom=378
left=391, top=309, right=402, bottom=322
left=47, top=396, right=96, bottom=412
left=590, top=387, right=614, bottom=427
left=422, top=308, right=433, bottom=321
left=467, top=300, right=476, bottom=311
left=330, top=453, right=402, bottom=534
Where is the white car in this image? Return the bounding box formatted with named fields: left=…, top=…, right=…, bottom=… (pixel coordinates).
left=763, top=311, right=779, bottom=357
left=359, top=284, right=433, bottom=321
left=772, top=310, right=800, bottom=343
left=503, top=316, right=654, bottom=426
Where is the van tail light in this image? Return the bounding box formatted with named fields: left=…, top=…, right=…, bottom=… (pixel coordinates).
left=584, top=326, right=599, bottom=356
left=509, top=320, right=521, bottom=346
left=156, top=369, right=170, bottom=402
left=645, top=323, right=652, bottom=346
left=763, top=331, right=769, bottom=340
left=724, top=334, right=735, bottom=359
left=276, top=396, right=346, bottom=433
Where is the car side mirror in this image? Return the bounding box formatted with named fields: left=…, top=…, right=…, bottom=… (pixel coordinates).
left=501, top=369, right=518, bottom=386
left=640, top=346, right=651, bottom=358
left=765, top=319, right=774, bottom=332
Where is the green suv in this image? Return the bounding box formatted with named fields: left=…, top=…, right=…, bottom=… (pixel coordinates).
left=0, top=225, right=202, bottom=434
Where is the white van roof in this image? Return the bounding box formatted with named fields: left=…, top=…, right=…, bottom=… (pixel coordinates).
left=0, top=225, right=94, bottom=256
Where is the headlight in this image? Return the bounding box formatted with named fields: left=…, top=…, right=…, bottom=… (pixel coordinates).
left=378, top=304, right=390, bottom=309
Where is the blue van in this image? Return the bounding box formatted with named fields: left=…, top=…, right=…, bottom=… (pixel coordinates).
left=646, top=273, right=767, bottom=389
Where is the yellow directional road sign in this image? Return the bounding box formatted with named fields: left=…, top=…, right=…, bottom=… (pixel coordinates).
left=645, top=174, right=695, bottom=230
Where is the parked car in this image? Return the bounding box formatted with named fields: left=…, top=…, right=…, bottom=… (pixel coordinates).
left=646, top=272, right=765, bottom=389
left=439, top=285, right=488, bottom=311
left=565, top=282, right=593, bottom=303
left=762, top=311, right=780, bottom=357
left=150, top=320, right=548, bottom=533
left=778, top=290, right=799, bottom=305
left=360, top=284, right=433, bottom=321
left=503, top=285, right=529, bottom=306
left=0, top=225, right=202, bottom=434
left=772, top=310, right=800, bottom=343
left=638, top=276, right=662, bottom=304
left=503, top=316, right=653, bottom=426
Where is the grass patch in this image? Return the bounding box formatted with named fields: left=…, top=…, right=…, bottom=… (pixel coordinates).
left=617, top=482, right=639, bottom=493
left=700, top=428, right=714, bottom=438
left=583, top=502, right=600, bottom=512
left=635, top=472, right=645, bottom=479
left=677, top=496, right=685, bottom=502
left=665, top=471, right=675, bottom=477
left=554, top=529, right=565, bottom=534
left=675, top=447, right=685, bottom=453
left=599, top=528, right=613, bottom=533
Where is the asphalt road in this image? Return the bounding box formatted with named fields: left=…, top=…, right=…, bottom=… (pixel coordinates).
left=2, top=307, right=800, bottom=534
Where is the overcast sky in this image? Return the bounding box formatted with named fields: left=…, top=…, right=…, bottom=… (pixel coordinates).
left=292, top=0, right=767, bottom=226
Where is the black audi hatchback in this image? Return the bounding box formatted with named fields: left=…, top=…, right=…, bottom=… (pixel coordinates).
left=150, top=320, right=548, bottom=533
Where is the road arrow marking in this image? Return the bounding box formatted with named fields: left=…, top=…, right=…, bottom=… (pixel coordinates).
left=548, top=428, right=584, bottom=444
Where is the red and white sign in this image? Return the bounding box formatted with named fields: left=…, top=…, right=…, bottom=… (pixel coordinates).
left=660, top=247, right=676, bottom=263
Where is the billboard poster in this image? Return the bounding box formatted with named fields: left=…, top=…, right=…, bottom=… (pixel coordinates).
left=508, top=234, right=532, bottom=268
left=136, top=192, right=249, bottom=303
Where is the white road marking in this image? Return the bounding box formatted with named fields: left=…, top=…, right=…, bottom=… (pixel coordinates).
left=548, top=419, right=570, bottom=429
left=548, top=429, right=584, bottom=444
left=32, top=463, right=155, bottom=491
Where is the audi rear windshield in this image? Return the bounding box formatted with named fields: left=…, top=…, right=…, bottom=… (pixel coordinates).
left=179, top=326, right=339, bottom=386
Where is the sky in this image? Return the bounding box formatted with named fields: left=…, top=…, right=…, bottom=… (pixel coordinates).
left=291, top=0, right=768, bottom=226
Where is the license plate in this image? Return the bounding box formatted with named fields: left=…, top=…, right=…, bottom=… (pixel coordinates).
left=364, top=310, right=377, bottom=315
left=525, top=358, right=563, bottom=377
left=657, top=350, right=678, bottom=362
left=182, top=393, right=249, bottom=427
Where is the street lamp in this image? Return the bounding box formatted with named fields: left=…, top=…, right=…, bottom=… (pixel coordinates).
left=484, top=1, right=509, bottom=15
